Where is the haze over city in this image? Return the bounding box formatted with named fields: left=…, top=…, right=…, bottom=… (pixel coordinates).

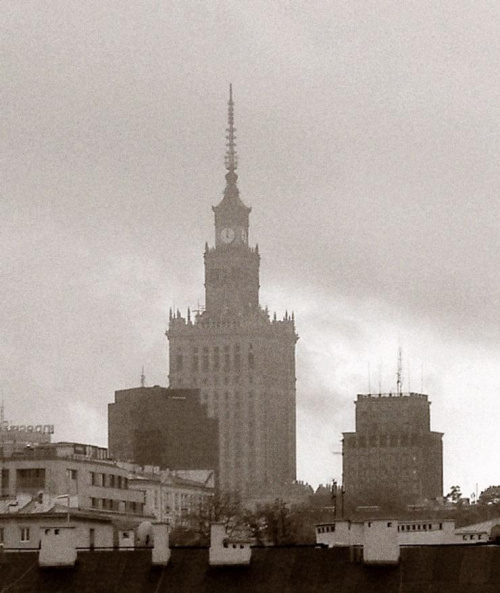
left=2, top=1, right=499, bottom=500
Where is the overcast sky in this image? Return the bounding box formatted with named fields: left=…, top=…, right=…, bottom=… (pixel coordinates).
left=2, top=1, right=499, bottom=498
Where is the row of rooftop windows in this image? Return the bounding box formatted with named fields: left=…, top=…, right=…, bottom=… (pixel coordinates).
left=346, top=434, right=430, bottom=448
left=90, top=498, right=144, bottom=514
left=398, top=523, right=443, bottom=532
left=90, top=472, right=128, bottom=489
left=1, top=469, right=129, bottom=491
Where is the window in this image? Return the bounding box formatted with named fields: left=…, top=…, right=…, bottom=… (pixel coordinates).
left=192, top=348, right=199, bottom=373
left=91, top=497, right=99, bottom=509
left=176, top=354, right=183, bottom=372
left=20, top=528, right=30, bottom=542
left=90, top=472, right=96, bottom=486
left=0, top=528, right=4, bottom=543
left=68, top=469, right=78, bottom=480
left=234, top=345, right=241, bottom=370
left=202, top=347, right=209, bottom=372
left=16, top=468, right=45, bottom=491
left=1, top=469, right=9, bottom=491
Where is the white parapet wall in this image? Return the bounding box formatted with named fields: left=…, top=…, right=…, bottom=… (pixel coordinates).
left=398, top=520, right=456, bottom=545
left=316, top=521, right=363, bottom=547
left=209, top=523, right=252, bottom=566
left=363, top=521, right=400, bottom=565
left=39, top=526, right=77, bottom=568
left=152, top=523, right=171, bottom=566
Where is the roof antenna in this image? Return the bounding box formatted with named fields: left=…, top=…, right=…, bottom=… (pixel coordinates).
left=0, top=397, right=4, bottom=430
left=367, top=363, right=372, bottom=394
left=396, top=346, right=403, bottom=395
left=140, top=366, right=146, bottom=388
left=225, top=83, right=238, bottom=173
left=420, top=363, right=424, bottom=394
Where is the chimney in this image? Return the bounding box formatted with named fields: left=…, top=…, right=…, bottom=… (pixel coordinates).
left=209, top=523, right=252, bottom=566
left=152, top=523, right=171, bottom=566
left=363, top=521, right=400, bottom=565
left=39, top=526, right=77, bottom=568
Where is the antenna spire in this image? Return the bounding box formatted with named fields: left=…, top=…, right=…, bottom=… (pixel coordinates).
left=0, top=398, right=4, bottom=430
left=140, top=366, right=146, bottom=388
left=225, top=83, right=238, bottom=174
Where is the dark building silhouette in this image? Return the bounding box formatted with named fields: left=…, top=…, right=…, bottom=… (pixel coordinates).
left=3, top=546, right=500, bottom=591
left=166, top=86, right=298, bottom=497
left=343, top=392, right=443, bottom=508
left=108, top=386, right=218, bottom=472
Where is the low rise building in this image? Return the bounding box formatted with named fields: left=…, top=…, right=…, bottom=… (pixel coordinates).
left=0, top=442, right=146, bottom=517
left=124, top=465, right=214, bottom=526
left=315, top=518, right=487, bottom=548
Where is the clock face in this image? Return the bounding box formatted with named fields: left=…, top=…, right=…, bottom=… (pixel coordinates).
left=220, top=228, right=235, bottom=243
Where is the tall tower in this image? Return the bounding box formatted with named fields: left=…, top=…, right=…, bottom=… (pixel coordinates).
left=166, top=86, right=298, bottom=498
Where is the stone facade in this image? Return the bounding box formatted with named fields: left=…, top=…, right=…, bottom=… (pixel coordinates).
left=166, top=89, right=297, bottom=497
left=343, top=393, right=443, bottom=507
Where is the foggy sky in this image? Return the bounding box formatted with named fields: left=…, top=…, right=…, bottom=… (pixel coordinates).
left=2, top=1, right=499, bottom=497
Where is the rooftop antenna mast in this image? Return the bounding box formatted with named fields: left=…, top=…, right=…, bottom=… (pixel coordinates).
left=140, top=366, right=146, bottom=388
left=396, top=346, right=403, bottom=395
left=225, top=83, right=238, bottom=173
left=0, top=397, right=4, bottom=430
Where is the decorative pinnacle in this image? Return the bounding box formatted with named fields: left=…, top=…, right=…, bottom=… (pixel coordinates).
left=225, top=83, right=238, bottom=174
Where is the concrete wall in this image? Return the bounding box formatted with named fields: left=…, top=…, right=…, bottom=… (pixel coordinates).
left=364, top=521, right=400, bottom=565
left=398, top=521, right=456, bottom=545
left=209, top=524, right=252, bottom=566
left=316, top=521, right=363, bottom=547
left=0, top=518, right=114, bottom=550
left=39, top=527, right=77, bottom=567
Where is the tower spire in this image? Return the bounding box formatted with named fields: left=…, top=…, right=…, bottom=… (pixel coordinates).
left=225, top=83, right=237, bottom=174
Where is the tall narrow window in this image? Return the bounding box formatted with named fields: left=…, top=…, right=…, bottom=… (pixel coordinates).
left=192, top=348, right=199, bottom=373
left=176, top=354, right=183, bottom=372
left=202, top=347, right=209, bottom=372
left=234, top=344, right=241, bottom=370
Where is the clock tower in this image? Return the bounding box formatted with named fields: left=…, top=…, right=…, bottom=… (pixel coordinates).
left=206, top=86, right=259, bottom=317
left=167, top=86, right=297, bottom=499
